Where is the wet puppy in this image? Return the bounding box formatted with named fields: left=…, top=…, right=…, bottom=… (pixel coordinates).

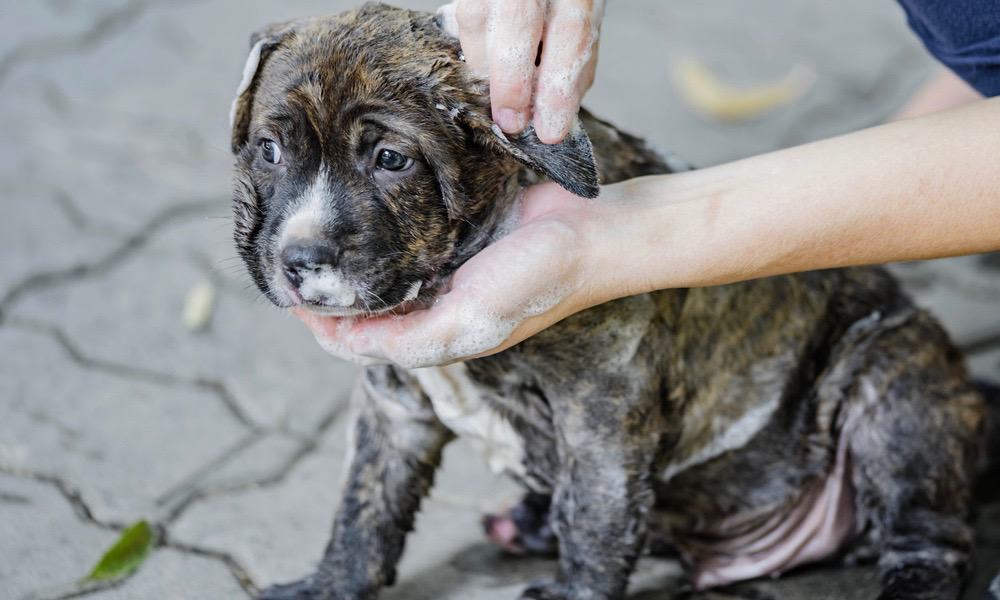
left=230, top=4, right=985, bottom=599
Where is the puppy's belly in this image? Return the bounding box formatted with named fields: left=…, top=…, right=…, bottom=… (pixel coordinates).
left=412, top=364, right=526, bottom=477
left=673, top=423, right=858, bottom=589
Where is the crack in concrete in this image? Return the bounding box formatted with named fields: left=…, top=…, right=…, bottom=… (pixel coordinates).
left=27, top=579, right=128, bottom=600
left=48, top=188, right=91, bottom=232
left=0, top=320, right=348, bottom=596
left=4, top=315, right=260, bottom=431
left=0, top=466, right=126, bottom=532
left=965, top=329, right=1000, bottom=356
left=0, top=198, right=225, bottom=316
left=0, top=0, right=152, bottom=86
left=160, top=538, right=257, bottom=598
left=0, top=0, right=173, bottom=87
left=1, top=464, right=255, bottom=598
left=0, top=490, right=32, bottom=505
left=43, top=187, right=126, bottom=238
left=160, top=399, right=349, bottom=525
left=154, top=430, right=269, bottom=522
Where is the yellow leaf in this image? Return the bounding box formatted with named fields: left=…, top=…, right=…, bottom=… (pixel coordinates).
left=673, top=58, right=814, bottom=122
left=182, top=280, right=216, bottom=332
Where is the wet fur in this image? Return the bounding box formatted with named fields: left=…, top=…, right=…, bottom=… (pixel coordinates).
left=231, top=4, right=985, bottom=599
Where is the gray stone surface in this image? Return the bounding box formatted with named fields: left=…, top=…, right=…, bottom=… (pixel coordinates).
left=1, top=0, right=998, bottom=599
left=6, top=213, right=358, bottom=435
left=85, top=548, right=250, bottom=600
left=0, top=474, right=119, bottom=600
left=0, top=328, right=247, bottom=524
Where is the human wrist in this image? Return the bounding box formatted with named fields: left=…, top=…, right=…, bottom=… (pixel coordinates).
left=586, top=162, right=774, bottom=298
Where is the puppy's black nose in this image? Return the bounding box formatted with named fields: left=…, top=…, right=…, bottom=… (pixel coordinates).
left=280, top=242, right=340, bottom=288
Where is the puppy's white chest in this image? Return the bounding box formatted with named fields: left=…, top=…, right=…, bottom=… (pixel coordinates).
left=412, top=364, right=525, bottom=477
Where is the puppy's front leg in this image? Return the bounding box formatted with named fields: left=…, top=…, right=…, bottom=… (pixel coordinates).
left=260, top=367, right=452, bottom=600
left=522, top=386, right=660, bottom=600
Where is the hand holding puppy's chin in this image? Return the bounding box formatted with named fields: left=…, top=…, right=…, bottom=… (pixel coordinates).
left=294, top=183, right=605, bottom=369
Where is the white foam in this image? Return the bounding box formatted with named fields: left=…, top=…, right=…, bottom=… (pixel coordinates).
left=493, top=188, right=525, bottom=241
left=387, top=275, right=579, bottom=369
left=309, top=318, right=387, bottom=366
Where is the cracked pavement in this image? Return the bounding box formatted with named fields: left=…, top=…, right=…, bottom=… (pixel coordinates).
left=1, top=1, right=998, bottom=599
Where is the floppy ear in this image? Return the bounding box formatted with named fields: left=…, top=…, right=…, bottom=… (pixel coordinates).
left=466, top=110, right=600, bottom=199
left=229, top=21, right=299, bottom=152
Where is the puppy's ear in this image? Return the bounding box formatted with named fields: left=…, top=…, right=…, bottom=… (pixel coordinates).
left=229, top=21, right=298, bottom=152
left=452, top=105, right=600, bottom=199
left=494, top=121, right=600, bottom=198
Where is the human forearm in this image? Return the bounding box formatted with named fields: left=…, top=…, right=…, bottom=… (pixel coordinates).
left=591, top=97, right=1000, bottom=299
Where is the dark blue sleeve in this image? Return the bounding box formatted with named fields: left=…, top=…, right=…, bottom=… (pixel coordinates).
left=897, top=0, right=1000, bottom=97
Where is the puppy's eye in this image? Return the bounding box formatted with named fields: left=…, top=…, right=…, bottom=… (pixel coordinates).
left=375, top=148, right=411, bottom=171
left=260, top=140, right=282, bottom=164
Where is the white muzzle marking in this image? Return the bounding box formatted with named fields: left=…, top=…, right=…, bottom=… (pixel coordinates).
left=298, top=266, right=357, bottom=307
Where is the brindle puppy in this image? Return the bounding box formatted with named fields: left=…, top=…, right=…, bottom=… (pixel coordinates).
left=230, top=4, right=985, bottom=599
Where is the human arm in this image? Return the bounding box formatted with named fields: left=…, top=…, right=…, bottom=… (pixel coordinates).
left=295, top=97, right=1000, bottom=367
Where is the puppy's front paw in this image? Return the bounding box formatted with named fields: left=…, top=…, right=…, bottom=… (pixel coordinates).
left=258, top=576, right=331, bottom=600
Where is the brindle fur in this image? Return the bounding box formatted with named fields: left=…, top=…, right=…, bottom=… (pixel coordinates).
left=231, top=5, right=985, bottom=599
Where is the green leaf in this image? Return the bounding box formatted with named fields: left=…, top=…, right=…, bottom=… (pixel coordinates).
left=85, top=520, right=155, bottom=582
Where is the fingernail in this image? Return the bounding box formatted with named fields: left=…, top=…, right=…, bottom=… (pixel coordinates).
left=495, top=108, right=525, bottom=133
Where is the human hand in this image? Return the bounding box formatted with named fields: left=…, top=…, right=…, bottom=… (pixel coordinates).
left=292, top=182, right=616, bottom=368
left=437, top=0, right=605, bottom=144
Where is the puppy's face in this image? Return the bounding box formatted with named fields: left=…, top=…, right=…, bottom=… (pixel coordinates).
left=231, top=4, right=598, bottom=316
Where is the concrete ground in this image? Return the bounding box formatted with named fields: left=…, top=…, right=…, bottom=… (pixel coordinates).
left=1, top=0, right=998, bottom=598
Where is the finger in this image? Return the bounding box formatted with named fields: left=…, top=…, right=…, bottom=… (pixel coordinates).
left=291, top=308, right=388, bottom=365
left=291, top=306, right=341, bottom=338
left=455, top=0, right=490, bottom=74
left=488, top=0, right=545, bottom=133
left=534, top=0, right=600, bottom=143
left=577, top=37, right=599, bottom=95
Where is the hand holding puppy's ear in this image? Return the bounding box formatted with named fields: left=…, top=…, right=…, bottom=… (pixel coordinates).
left=437, top=0, right=604, bottom=144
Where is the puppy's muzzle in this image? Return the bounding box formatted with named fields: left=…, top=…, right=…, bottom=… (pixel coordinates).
left=280, top=241, right=357, bottom=309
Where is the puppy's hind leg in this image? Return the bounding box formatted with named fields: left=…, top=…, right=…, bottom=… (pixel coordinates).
left=259, top=367, right=452, bottom=600
left=842, top=313, right=984, bottom=600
